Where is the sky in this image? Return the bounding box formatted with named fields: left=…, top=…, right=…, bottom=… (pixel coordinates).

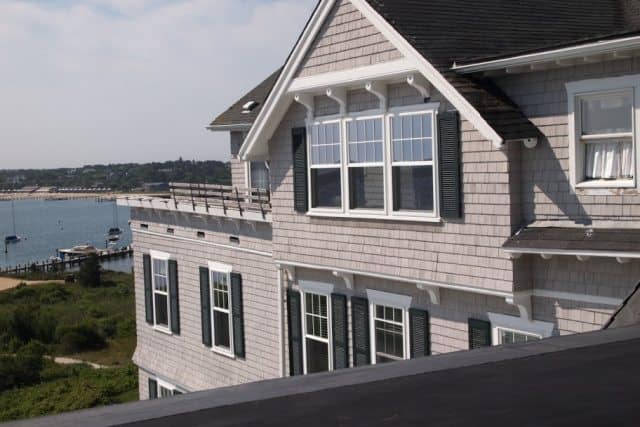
left=0, top=0, right=317, bottom=169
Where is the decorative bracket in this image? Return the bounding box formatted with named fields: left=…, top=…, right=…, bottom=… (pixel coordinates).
left=332, top=271, right=354, bottom=290
left=541, top=253, right=553, bottom=260
left=365, top=81, right=387, bottom=111
left=416, top=284, right=440, bottom=305
left=576, top=255, right=591, bottom=262
left=505, top=292, right=532, bottom=321
left=326, top=87, right=347, bottom=115
left=507, top=252, right=522, bottom=260
left=294, top=93, right=314, bottom=122
left=505, top=137, right=538, bottom=148
left=406, top=74, right=431, bottom=101
left=276, top=264, right=296, bottom=283
left=616, top=257, right=632, bottom=264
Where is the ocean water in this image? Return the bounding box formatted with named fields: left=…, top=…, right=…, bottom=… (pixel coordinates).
left=0, top=199, right=132, bottom=272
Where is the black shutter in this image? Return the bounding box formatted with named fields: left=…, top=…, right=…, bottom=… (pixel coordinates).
left=438, top=110, right=462, bottom=219
left=199, top=267, right=212, bottom=347
left=331, top=294, right=349, bottom=370
left=148, top=378, right=158, bottom=400
left=410, top=309, right=430, bottom=358
left=173, top=390, right=182, bottom=396
left=292, top=127, right=308, bottom=213
left=231, top=273, right=245, bottom=358
left=468, top=318, right=492, bottom=349
left=351, top=297, right=370, bottom=367
left=143, top=254, right=154, bottom=325
left=287, top=289, right=303, bottom=376
left=168, top=260, right=180, bottom=335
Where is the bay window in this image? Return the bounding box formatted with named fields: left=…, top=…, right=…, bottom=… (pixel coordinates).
left=307, top=104, right=439, bottom=219
left=567, top=75, right=639, bottom=190
left=152, top=258, right=169, bottom=329
left=309, top=120, right=342, bottom=209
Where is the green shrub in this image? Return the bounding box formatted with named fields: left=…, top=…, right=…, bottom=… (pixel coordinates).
left=56, top=323, right=106, bottom=355
left=77, top=254, right=101, bottom=288
left=0, top=340, right=46, bottom=392
left=12, top=286, right=36, bottom=301
left=38, top=286, right=70, bottom=305
left=8, top=304, right=38, bottom=344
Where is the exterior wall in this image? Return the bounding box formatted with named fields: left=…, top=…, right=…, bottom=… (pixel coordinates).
left=269, top=83, right=519, bottom=294
left=495, top=56, right=640, bottom=226
left=296, top=0, right=403, bottom=78
left=138, top=369, right=150, bottom=400
left=130, top=208, right=278, bottom=392
left=230, top=131, right=247, bottom=188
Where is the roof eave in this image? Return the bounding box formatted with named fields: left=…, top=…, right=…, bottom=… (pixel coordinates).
left=206, top=123, right=252, bottom=132
left=453, top=34, right=640, bottom=74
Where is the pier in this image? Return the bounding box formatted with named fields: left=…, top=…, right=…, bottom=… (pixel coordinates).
left=0, top=246, right=133, bottom=275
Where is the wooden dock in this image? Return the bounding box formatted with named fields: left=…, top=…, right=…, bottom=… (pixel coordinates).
left=0, top=246, right=133, bottom=275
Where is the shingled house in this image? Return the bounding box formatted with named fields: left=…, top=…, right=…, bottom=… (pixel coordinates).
left=119, top=0, right=640, bottom=399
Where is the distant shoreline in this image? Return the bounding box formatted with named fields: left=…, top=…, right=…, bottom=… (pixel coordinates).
left=0, top=192, right=160, bottom=202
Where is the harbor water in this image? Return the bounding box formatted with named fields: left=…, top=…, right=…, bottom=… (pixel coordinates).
left=0, top=199, right=132, bottom=272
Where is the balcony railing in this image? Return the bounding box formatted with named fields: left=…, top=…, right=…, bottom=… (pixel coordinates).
left=169, top=182, right=271, bottom=218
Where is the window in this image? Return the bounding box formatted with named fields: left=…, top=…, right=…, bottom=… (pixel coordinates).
left=567, top=75, right=639, bottom=189
left=211, top=270, right=233, bottom=353
left=249, top=161, right=270, bottom=191
left=153, top=378, right=183, bottom=399
left=152, top=258, right=169, bottom=329
left=347, top=117, right=385, bottom=210
left=302, top=292, right=331, bottom=374
left=373, top=304, right=405, bottom=363
left=306, top=105, right=440, bottom=220
left=309, top=120, right=342, bottom=208
left=496, top=327, right=541, bottom=345
left=390, top=112, right=435, bottom=212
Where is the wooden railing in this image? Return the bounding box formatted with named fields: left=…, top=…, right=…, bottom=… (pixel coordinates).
left=169, top=182, right=271, bottom=218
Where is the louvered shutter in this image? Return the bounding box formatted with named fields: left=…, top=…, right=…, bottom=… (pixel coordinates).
left=143, top=254, right=154, bottom=325
left=438, top=110, right=462, bottom=219
left=168, top=260, right=180, bottom=335
left=468, top=318, right=492, bottom=349
left=292, top=127, right=308, bottom=213
left=173, top=390, right=182, bottom=396
left=351, top=297, right=370, bottom=367
left=287, top=289, right=303, bottom=376
left=230, top=273, right=245, bottom=358
left=199, top=267, right=212, bottom=347
left=409, top=309, right=430, bottom=358
left=148, top=378, right=158, bottom=400
left=331, top=293, right=349, bottom=370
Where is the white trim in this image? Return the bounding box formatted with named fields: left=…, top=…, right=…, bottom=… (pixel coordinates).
left=239, top=0, right=504, bottom=160
left=275, top=259, right=513, bottom=299
left=366, top=289, right=412, bottom=309
left=369, top=298, right=410, bottom=364
left=298, top=279, right=335, bottom=295
left=487, top=312, right=554, bottom=344
left=289, top=59, right=417, bottom=93
left=133, top=229, right=272, bottom=258
left=149, top=249, right=171, bottom=261
left=209, top=268, right=235, bottom=358
left=531, top=289, right=623, bottom=307
left=155, top=378, right=185, bottom=397
left=453, top=34, right=640, bottom=74
left=300, top=289, right=334, bottom=374
left=208, top=261, right=233, bottom=274
left=566, top=74, right=640, bottom=191
left=503, top=246, right=640, bottom=260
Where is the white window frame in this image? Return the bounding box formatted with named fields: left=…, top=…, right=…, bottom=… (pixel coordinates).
left=306, top=103, right=440, bottom=222
left=366, top=289, right=411, bottom=365
left=566, top=74, right=640, bottom=191
left=208, top=261, right=235, bottom=358
left=155, top=378, right=183, bottom=398
left=245, top=160, right=270, bottom=191
left=299, top=280, right=334, bottom=375
left=307, top=116, right=344, bottom=213
left=149, top=250, right=171, bottom=334
left=487, top=312, right=554, bottom=346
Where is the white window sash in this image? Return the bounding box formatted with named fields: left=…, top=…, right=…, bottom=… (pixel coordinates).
left=370, top=303, right=409, bottom=363
left=210, top=270, right=234, bottom=356
left=300, top=291, right=333, bottom=374
left=151, top=257, right=170, bottom=332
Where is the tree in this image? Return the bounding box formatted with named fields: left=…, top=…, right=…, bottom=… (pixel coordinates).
left=77, top=254, right=101, bottom=288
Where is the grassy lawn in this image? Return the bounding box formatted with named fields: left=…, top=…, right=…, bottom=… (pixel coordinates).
left=0, top=270, right=139, bottom=422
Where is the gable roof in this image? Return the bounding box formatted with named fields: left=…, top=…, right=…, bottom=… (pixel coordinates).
left=208, top=69, right=281, bottom=130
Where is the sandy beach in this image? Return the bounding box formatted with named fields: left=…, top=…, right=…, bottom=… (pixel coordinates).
left=0, top=277, right=64, bottom=291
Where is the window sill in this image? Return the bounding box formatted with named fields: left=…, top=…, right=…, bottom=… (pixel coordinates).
left=211, top=347, right=236, bottom=360
left=575, top=179, right=635, bottom=189
left=307, top=210, right=442, bottom=223
left=153, top=326, right=173, bottom=336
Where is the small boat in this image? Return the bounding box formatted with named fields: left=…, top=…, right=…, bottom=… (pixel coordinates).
left=5, top=200, right=23, bottom=244
left=58, top=245, right=99, bottom=258
left=108, top=227, right=123, bottom=236
left=5, top=235, right=21, bottom=244
left=107, top=234, right=121, bottom=243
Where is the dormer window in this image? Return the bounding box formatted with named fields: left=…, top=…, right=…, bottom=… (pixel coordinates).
left=242, top=100, right=260, bottom=114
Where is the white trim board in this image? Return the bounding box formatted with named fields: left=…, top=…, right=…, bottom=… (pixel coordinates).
left=367, top=289, right=412, bottom=309
left=239, top=0, right=504, bottom=161
left=134, top=229, right=273, bottom=258
left=531, top=289, right=623, bottom=307
left=504, top=247, right=640, bottom=259
left=298, top=279, right=335, bottom=295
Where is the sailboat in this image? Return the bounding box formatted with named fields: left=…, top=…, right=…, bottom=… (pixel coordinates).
left=107, top=202, right=122, bottom=242
left=5, top=199, right=22, bottom=244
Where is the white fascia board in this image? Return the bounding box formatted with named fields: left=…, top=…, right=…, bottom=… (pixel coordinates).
left=241, top=0, right=505, bottom=160
left=239, top=0, right=338, bottom=161
left=207, top=124, right=252, bottom=132
left=452, top=35, right=640, bottom=74
left=288, top=59, right=416, bottom=93
left=504, top=247, right=640, bottom=259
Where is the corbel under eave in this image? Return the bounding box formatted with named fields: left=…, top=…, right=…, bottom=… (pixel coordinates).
left=332, top=271, right=354, bottom=290
left=505, top=292, right=532, bottom=321
left=416, top=283, right=441, bottom=305
left=276, top=264, right=296, bottom=283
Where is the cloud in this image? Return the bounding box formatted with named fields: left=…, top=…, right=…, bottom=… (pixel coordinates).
left=0, top=0, right=316, bottom=169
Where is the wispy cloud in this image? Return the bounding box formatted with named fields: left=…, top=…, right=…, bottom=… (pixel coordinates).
left=0, top=0, right=316, bottom=169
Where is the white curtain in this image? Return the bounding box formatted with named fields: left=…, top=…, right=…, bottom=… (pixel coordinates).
left=585, top=140, right=634, bottom=179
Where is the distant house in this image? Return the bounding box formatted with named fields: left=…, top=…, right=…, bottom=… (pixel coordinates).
left=120, top=0, right=640, bottom=400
